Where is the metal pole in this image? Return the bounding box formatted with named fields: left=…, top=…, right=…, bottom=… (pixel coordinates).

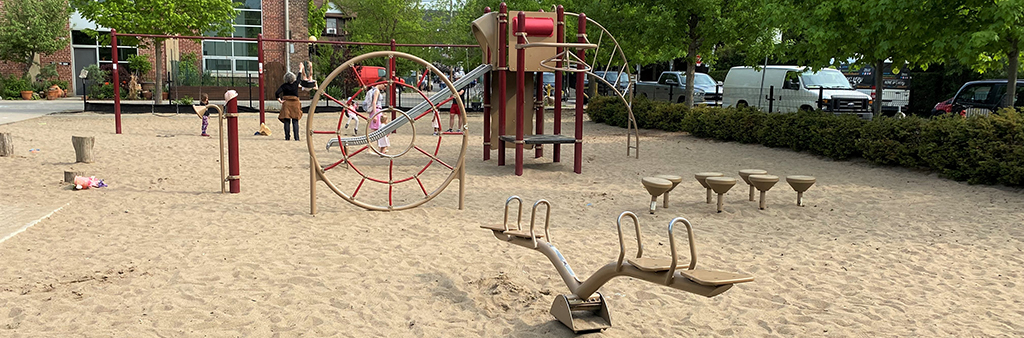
left=515, top=11, right=526, bottom=176
left=554, top=5, right=564, bottom=163
left=389, top=39, right=397, bottom=122
left=768, top=85, right=775, bottom=113
left=498, top=3, right=508, bottom=167
left=535, top=72, right=543, bottom=158
left=574, top=14, right=586, bottom=174
left=226, top=91, right=241, bottom=193
left=483, top=7, right=492, bottom=161
left=258, top=34, right=266, bottom=125
left=112, top=29, right=121, bottom=134
left=817, top=87, right=823, bottom=110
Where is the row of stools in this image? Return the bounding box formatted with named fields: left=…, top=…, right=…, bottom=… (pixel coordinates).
left=642, top=170, right=816, bottom=214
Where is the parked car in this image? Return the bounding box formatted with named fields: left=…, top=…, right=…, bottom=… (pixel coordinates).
left=950, top=79, right=1024, bottom=117
left=634, top=71, right=707, bottom=105
left=930, top=97, right=953, bottom=116
left=723, top=66, right=873, bottom=120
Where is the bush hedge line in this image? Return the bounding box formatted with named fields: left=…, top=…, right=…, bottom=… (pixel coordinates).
left=588, top=95, right=1024, bottom=186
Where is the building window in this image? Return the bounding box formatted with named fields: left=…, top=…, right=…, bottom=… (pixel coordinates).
left=325, top=17, right=346, bottom=36
left=71, top=30, right=138, bottom=65
left=203, top=1, right=261, bottom=74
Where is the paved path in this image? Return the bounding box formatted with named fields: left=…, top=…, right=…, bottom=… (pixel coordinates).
left=0, top=98, right=84, bottom=125
left=0, top=202, right=69, bottom=244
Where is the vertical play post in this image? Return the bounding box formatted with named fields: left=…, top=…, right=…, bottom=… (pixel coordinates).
left=111, top=29, right=121, bottom=134
left=483, top=7, right=492, bottom=161
left=514, top=11, right=527, bottom=176
left=258, top=33, right=266, bottom=125
left=553, top=5, right=564, bottom=163
left=535, top=72, right=543, bottom=158
left=497, top=3, right=508, bottom=167
left=574, top=14, right=586, bottom=174
left=225, top=91, right=241, bottom=193
left=389, top=39, right=397, bottom=122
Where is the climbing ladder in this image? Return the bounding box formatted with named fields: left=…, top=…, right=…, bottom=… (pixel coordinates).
left=481, top=197, right=753, bottom=333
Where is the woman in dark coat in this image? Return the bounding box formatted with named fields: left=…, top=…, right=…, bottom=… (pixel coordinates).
left=275, top=63, right=317, bottom=141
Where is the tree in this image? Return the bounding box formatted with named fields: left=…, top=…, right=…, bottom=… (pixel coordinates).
left=0, top=0, right=71, bottom=76
left=609, top=0, right=782, bottom=106
left=309, top=0, right=329, bottom=40
left=71, top=0, right=237, bottom=104
left=958, top=0, right=1024, bottom=107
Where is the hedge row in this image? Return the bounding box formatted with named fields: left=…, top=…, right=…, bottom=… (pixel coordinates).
left=588, top=95, right=1024, bottom=186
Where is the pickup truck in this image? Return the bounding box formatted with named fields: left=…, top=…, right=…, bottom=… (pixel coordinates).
left=635, top=71, right=712, bottom=105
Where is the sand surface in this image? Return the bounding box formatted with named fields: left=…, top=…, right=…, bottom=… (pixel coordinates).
left=1, top=111, right=1023, bottom=337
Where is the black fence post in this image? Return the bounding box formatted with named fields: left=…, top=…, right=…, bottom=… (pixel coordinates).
left=817, top=87, right=824, bottom=110
left=767, top=85, right=775, bottom=113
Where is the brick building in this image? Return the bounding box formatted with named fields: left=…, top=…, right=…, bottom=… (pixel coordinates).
left=0, top=0, right=352, bottom=97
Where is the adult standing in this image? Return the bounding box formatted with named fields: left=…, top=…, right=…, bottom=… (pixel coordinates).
left=274, top=63, right=316, bottom=141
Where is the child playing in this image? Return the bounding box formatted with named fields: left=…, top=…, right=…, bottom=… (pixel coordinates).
left=447, top=88, right=466, bottom=133
left=299, top=61, right=318, bottom=91
left=343, top=98, right=360, bottom=135
left=198, top=93, right=210, bottom=136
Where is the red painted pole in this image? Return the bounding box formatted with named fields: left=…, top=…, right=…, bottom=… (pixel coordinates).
left=258, top=34, right=266, bottom=125
left=111, top=29, right=121, bottom=134
left=515, top=11, right=526, bottom=176
left=483, top=7, right=492, bottom=161
left=497, top=3, right=508, bottom=167
left=554, top=6, right=564, bottom=162
left=226, top=91, right=241, bottom=193
left=574, top=14, right=586, bottom=174
left=535, top=73, right=543, bottom=158
left=389, top=39, right=397, bottom=122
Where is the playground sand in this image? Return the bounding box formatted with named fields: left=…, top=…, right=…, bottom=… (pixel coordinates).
left=1, top=111, right=1023, bottom=337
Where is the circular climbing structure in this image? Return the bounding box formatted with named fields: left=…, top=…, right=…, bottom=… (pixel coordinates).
left=307, top=51, right=468, bottom=212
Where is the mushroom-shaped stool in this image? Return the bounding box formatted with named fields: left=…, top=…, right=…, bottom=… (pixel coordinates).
left=748, top=174, right=779, bottom=210
left=694, top=172, right=724, bottom=204
left=642, top=177, right=673, bottom=214
left=654, top=174, right=683, bottom=208
left=739, top=169, right=768, bottom=201
left=786, top=175, right=816, bottom=206
left=705, top=177, right=737, bottom=213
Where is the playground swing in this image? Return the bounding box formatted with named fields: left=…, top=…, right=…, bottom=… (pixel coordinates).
left=481, top=199, right=753, bottom=333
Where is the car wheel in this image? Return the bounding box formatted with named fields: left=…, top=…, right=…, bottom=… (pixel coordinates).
left=799, top=105, right=813, bottom=112
left=677, top=96, right=686, bottom=103
left=737, top=101, right=748, bottom=108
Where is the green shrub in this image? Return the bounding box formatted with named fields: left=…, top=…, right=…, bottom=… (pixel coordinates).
left=586, top=98, right=1024, bottom=187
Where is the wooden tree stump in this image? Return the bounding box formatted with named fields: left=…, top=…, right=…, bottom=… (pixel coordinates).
left=0, top=132, right=12, bottom=157
left=72, top=136, right=94, bottom=163
left=64, top=171, right=85, bottom=183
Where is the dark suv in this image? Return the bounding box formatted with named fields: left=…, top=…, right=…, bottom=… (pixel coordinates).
left=950, top=80, right=1024, bottom=117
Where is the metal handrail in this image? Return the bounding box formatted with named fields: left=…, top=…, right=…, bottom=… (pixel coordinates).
left=667, top=217, right=698, bottom=285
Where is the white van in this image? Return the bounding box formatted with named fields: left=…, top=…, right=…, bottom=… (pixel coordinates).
left=723, top=66, right=873, bottom=120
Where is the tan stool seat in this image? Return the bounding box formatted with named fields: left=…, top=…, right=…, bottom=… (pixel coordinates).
left=504, top=229, right=545, bottom=238
left=680, top=269, right=754, bottom=286
left=738, top=169, right=768, bottom=184
left=705, top=177, right=737, bottom=194
left=642, top=177, right=673, bottom=195
left=654, top=174, right=683, bottom=188
left=786, top=175, right=816, bottom=190
left=694, top=172, right=724, bottom=188
left=627, top=257, right=687, bottom=272
left=748, top=174, right=779, bottom=190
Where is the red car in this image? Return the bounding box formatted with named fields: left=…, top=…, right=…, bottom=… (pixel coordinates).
left=931, top=97, right=953, bottom=115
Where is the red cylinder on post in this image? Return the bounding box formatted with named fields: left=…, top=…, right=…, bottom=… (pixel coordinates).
left=226, top=90, right=241, bottom=193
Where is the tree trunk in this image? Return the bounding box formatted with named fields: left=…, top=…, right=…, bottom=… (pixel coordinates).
left=155, top=40, right=164, bottom=104
left=873, top=59, right=884, bottom=118
left=0, top=132, right=13, bottom=157
left=1005, top=39, right=1019, bottom=108
left=685, top=14, right=700, bottom=107
left=72, top=136, right=95, bottom=163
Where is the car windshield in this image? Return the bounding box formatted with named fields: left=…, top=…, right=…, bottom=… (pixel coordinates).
left=677, top=74, right=716, bottom=87
left=542, top=72, right=554, bottom=84
left=801, top=69, right=853, bottom=89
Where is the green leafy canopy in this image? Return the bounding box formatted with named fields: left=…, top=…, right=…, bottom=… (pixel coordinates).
left=0, top=0, right=72, bottom=75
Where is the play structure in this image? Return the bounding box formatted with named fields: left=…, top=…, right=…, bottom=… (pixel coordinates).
left=481, top=196, right=753, bottom=333
left=306, top=51, right=470, bottom=212
left=653, top=170, right=816, bottom=211
left=471, top=5, right=639, bottom=175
